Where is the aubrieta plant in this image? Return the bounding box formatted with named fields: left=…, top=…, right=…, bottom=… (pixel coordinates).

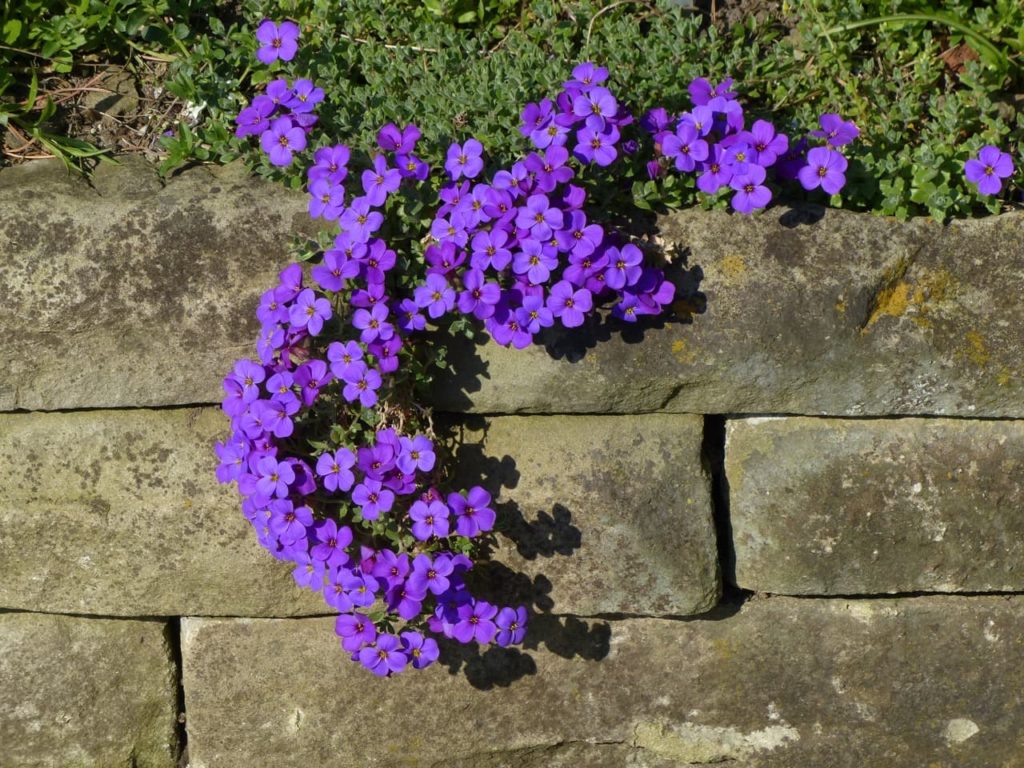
left=215, top=20, right=864, bottom=676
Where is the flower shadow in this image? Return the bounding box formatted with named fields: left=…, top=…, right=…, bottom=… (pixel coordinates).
left=434, top=417, right=606, bottom=690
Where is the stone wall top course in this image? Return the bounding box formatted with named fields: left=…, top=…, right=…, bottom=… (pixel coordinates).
left=3, top=158, right=1022, bottom=417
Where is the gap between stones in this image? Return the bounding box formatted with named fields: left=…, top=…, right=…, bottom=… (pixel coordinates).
left=5, top=403, right=1024, bottom=422
left=166, top=618, right=189, bottom=768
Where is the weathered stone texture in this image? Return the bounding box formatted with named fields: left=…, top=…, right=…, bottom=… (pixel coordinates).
left=0, top=157, right=308, bottom=411
left=182, top=596, right=1024, bottom=767
left=447, top=414, right=719, bottom=616
left=0, top=612, right=178, bottom=767
left=433, top=207, right=1024, bottom=416
left=3, top=158, right=1022, bottom=417
left=727, top=417, right=1024, bottom=594
left=0, top=407, right=325, bottom=616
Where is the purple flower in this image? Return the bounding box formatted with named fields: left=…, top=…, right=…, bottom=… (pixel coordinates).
left=812, top=113, right=859, bottom=147
left=547, top=280, right=593, bottom=328
left=397, top=435, right=436, bottom=475
left=603, top=244, right=643, bottom=289
left=352, top=303, right=394, bottom=344
left=315, top=448, right=356, bottom=492
left=260, top=116, right=306, bottom=166
left=336, top=612, right=377, bottom=653
left=448, top=486, right=496, bottom=537
left=361, top=154, right=401, bottom=207
left=688, top=76, right=735, bottom=106
left=291, top=551, right=325, bottom=591
left=359, top=633, right=408, bottom=676
left=742, top=119, right=788, bottom=167
left=729, top=164, right=772, bottom=214
left=288, top=288, right=332, bottom=335
left=408, top=553, right=455, bottom=596
left=516, top=194, right=563, bottom=241
left=339, top=197, right=384, bottom=243
left=269, top=501, right=313, bottom=545
left=445, top=139, right=484, bottom=180
left=400, top=631, right=439, bottom=670
left=377, top=123, right=421, bottom=153
left=494, top=606, right=528, bottom=646
left=312, top=247, right=359, bottom=291
left=414, top=274, right=456, bottom=319
left=567, top=62, right=609, bottom=89
left=697, top=144, right=734, bottom=194
left=311, top=519, right=353, bottom=567
left=470, top=228, right=513, bottom=271
left=352, top=478, right=395, bottom=520
left=965, top=145, right=1014, bottom=195
left=572, top=86, right=617, bottom=125
left=513, top=240, right=558, bottom=285
left=285, top=79, right=324, bottom=113
left=662, top=124, right=708, bottom=173
left=409, top=499, right=450, bottom=541
left=234, top=97, right=276, bottom=138
left=308, top=144, right=350, bottom=184
left=327, top=340, right=363, bottom=379
left=307, top=178, right=345, bottom=221
left=453, top=599, right=498, bottom=644
left=255, top=19, right=300, bottom=64
left=255, top=456, right=294, bottom=499
left=798, top=147, right=849, bottom=195
left=341, top=361, right=382, bottom=408
left=574, top=124, right=619, bottom=166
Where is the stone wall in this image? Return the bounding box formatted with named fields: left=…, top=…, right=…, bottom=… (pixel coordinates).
left=2, top=158, right=1022, bottom=767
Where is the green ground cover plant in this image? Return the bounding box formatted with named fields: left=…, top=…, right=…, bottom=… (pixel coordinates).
left=2, top=0, right=1022, bottom=219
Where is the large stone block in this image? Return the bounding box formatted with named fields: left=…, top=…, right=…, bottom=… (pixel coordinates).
left=727, top=417, right=1024, bottom=594
left=0, top=612, right=178, bottom=767
left=0, top=407, right=325, bottom=616
left=433, top=208, right=1024, bottom=416
left=447, top=414, right=719, bottom=616
left=0, top=157, right=308, bottom=411
left=182, top=596, right=1024, bottom=767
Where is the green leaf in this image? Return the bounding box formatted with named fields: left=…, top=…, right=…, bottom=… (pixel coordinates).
left=2, top=19, right=22, bottom=44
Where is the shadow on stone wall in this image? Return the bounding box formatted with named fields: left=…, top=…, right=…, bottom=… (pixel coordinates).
left=434, top=416, right=609, bottom=690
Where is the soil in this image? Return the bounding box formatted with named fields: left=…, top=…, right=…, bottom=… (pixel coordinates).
left=2, top=57, right=191, bottom=168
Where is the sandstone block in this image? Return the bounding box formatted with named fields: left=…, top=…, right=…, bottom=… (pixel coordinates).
left=0, top=407, right=325, bottom=616
left=727, top=417, right=1024, bottom=594
left=448, top=414, right=719, bottom=616
left=182, top=596, right=1024, bottom=767
left=0, top=612, right=178, bottom=767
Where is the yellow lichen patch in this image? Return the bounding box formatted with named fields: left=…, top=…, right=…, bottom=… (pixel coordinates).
left=720, top=253, right=747, bottom=281
left=863, top=281, right=910, bottom=331
left=672, top=339, right=697, bottom=365
left=861, top=267, right=959, bottom=333
left=835, top=297, right=847, bottom=314
left=997, top=367, right=1012, bottom=387
left=964, top=330, right=990, bottom=368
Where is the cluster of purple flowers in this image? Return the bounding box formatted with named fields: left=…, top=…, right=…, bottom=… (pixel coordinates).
left=234, top=77, right=323, bottom=166
left=229, top=23, right=881, bottom=676
left=641, top=77, right=859, bottom=213
left=400, top=62, right=677, bottom=340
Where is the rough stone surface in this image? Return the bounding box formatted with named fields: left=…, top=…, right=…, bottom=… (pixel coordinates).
left=0, top=407, right=325, bottom=616
left=1, top=612, right=178, bottom=767
left=432, top=207, right=1024, bottom=416
left=182, top=596, right=1024, bottom=767
left=3, top=158, right=1022, bottom=417
left=446, top=414, right=719, bottom=616
left=726, top=417, right=1024, bottom=595
left=0, top=157, right=309, bottom=411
